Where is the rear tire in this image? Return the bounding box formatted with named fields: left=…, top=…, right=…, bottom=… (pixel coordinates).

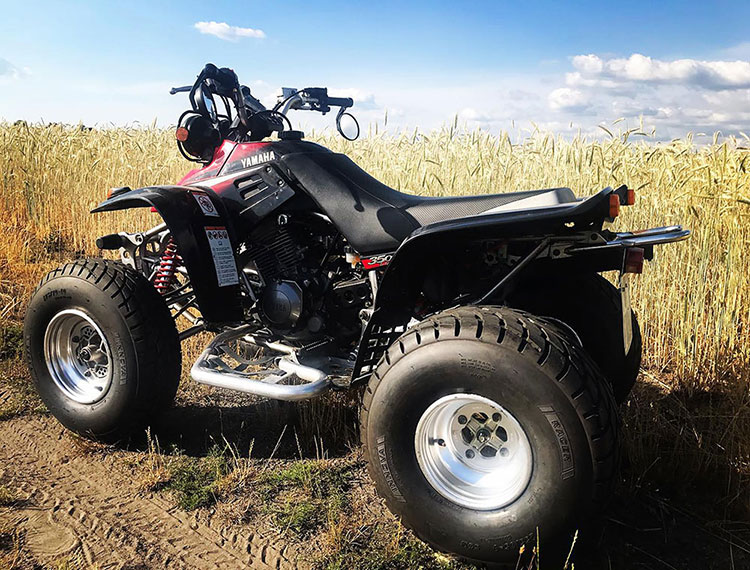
left=361, top=306, right=619, bottom=565
left=24, top=258, right=181, bottom=442
left=510, top=273, right=642, bottom=403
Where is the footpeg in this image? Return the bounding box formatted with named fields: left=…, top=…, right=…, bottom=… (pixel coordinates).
left=190, top=326, right=340, bottom=401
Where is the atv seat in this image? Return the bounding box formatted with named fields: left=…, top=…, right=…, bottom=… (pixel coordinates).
left=282, top=152, right=577, bottom=254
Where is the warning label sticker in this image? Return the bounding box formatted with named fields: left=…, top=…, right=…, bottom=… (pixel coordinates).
left=192, top=193, right=220, bottom=217
left=204, top=226, right=239, bottom=287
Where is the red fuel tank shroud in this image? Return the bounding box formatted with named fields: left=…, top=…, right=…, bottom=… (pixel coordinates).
left=178, top=141, right=274, bottom=189
left=178, top=140, right=237, bottom=186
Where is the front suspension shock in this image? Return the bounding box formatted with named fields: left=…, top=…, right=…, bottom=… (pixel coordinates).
left=153, top=238, right=181, bottom=294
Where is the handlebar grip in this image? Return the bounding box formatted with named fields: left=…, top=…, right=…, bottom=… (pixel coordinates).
left=202, top=63, right=219, bottom=79
left=326, top=96, right=353, bottom=108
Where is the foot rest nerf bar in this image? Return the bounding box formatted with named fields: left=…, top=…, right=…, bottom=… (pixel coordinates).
left=190, top=325, right=331, bottom=401
left=568, top=225, right=691, bottom=253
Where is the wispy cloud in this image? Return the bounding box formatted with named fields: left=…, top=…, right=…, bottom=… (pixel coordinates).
left=194, top=21, right=266, bottom=42
left=0, top=58, right=30, bottom=80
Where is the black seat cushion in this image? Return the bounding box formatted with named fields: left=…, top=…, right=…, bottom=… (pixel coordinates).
left=281, top=152, right=575, bottom=255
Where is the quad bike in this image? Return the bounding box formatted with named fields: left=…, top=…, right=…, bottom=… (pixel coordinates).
left=24, top=64, right=689, bottom=565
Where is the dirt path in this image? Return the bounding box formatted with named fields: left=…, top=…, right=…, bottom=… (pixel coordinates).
left=0, top=415, right=302, bottom=569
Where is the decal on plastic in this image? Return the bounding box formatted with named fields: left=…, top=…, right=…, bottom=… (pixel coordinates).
left=204, top=226, right=239, bottom=287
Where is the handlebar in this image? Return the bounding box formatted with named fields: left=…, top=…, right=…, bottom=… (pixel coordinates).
left=326, top=96, right=354, bottom=108
left=172, top=63, right=358, bottom=141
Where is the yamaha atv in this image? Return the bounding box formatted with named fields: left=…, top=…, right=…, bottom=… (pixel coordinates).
left=24, top=64, right=689, bottom=565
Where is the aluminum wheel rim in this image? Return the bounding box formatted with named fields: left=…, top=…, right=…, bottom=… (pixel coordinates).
left=414, top=393, right=533, bottom=510
left=43, top=309, right=112, bottom=404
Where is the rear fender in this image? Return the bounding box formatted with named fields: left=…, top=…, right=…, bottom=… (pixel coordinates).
left=92, top=185, right=243, bottom=324
left=370, top=185, right=619, bottom=315
left=351, top=185, right=689, bottom=382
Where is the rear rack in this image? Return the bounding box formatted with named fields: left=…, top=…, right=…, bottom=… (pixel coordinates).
left=568, top=225, right=690, bottom=253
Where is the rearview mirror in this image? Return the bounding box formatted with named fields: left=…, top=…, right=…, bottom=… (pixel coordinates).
left=336, top=111, right=360, bottom=141
left=194, top=83, right=218, bottom=123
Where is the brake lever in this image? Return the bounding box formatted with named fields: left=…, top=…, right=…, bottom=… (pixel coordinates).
left=170, top=86, right=192, bottom=95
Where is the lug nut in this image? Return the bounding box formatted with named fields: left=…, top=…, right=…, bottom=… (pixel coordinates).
left=500, top=448, right=509, bottom=457
left=457, top=415, right=467, bottom=424
left=492, top=412, right=501, bottom=422
left=465, top=449, right=475, bottom=459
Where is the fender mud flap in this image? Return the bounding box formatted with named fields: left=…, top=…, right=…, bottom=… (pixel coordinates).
left=92, top=185, right=243, bottom=324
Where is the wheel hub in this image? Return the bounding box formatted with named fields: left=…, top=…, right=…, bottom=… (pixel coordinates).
left=414, top=393, right=533, bottom=510
left=44, top=309, right=112, bottom=404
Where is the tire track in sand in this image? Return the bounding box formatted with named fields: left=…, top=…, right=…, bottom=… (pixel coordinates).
left=0, top=415, right=300, bottom=569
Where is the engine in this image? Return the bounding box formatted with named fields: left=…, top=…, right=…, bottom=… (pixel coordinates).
left=240, top=215, right=370, bottom=342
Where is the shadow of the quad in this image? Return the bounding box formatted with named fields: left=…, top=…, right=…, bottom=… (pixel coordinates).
left=146, top=388, right=361, bottom=460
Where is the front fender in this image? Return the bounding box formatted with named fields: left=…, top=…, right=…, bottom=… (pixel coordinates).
left=92, top=185, right=243, bottom=324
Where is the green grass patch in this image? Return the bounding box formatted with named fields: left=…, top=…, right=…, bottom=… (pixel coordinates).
left=0, top=322, right=23, bottom=361
left=165, top=445, right=229, bottom=511
left=257, top=460, right=353, bottom=538
left=0, top=358, right=45, bottom=421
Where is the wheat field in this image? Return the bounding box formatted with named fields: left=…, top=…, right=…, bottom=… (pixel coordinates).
left=2, top=121, right=748, bottom=388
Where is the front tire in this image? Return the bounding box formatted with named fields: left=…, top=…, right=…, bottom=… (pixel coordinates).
left=24, top=258, right=181, bottom=442
left=361, top=306, right=619, bottom=565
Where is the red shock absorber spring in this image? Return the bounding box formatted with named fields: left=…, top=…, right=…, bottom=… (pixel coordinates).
left=154, top=238, right=180, bottom=294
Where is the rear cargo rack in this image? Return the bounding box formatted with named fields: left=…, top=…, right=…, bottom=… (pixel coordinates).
left=568, top=225, right=690, bottom=253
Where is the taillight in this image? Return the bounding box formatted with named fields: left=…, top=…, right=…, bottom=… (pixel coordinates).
left=107, top=186, right=131, bottom=199
left=626, top=188, right=636, bottom=205
left=608, top=194, right=620, bottom=218
left=624, top=247, right=644, bottom=274
left=176, top=127, right=189, bottom=142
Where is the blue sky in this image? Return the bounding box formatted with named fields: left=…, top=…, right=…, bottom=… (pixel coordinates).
left=2, top=1, right=750, bottom=138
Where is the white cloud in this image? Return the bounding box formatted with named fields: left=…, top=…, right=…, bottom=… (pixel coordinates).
left=327, top=88, right=379, bottom=110
left=565, top=72, right=623, bottom=90
left=548, top=87, right=591, bottom=112
left=194, top=21, right=266, bottom=42
left=571, top=53, right=750, bottom=90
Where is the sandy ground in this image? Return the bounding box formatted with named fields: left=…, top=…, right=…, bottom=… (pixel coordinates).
left=0, top=414, right=301, bottom=570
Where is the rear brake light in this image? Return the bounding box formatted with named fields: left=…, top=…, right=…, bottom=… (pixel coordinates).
left=176, top=127, right=189, bottom=142
left=107, top=186, right=131, bottom=199
left=624, top=247, right=644, bottom=274
left=608, top=194, right=620, bottom=218
left=626, top=188, right=635, bottom=205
